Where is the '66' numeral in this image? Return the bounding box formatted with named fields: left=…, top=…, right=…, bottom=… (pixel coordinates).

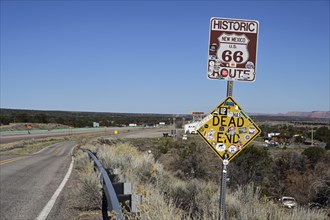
left=222, top=50, right=244, bottom=63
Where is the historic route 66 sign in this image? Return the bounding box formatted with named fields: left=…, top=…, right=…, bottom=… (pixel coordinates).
left=217, top=33, right=249, bottom=64
left=207, top=18, right=259, bottom=82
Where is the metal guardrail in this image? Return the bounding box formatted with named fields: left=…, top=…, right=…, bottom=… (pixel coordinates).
left=84, top=149, right=123, bottom=219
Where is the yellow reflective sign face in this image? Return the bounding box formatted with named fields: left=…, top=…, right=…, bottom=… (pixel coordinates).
left=197, top=96, right=261, bottom=161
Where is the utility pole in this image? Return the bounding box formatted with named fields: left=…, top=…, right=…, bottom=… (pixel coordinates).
left=311, top=127, right=314, bottom=146
left=173, top=117, right=177, bottom=141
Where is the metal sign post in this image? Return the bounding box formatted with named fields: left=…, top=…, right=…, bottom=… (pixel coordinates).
left=219, top=81, right=233, bottom=220
left=219, top=159, right=229, bottom=220
left=226, top=81, right=233, bottom=97
left=201, top=17, right=260, bottom=220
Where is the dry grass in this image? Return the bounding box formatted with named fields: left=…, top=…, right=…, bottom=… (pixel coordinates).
left=94, top=142, right=220, bottom=219
left=137, top=183, right=186, bottom=220
left=0, top=137, right=70, bottom=154
left=81, top=141, right=329, bottom=220
left=73, top=151, right=102, bottom=211
left=226, top=183, right=328, bottom=220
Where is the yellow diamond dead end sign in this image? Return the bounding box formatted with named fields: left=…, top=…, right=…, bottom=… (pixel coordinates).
left=197, top=96, right=261, bottom=161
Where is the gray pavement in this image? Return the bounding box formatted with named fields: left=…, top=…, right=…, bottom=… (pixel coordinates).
left=0, top=141, right=77, bottom=220
left=0, top=127, right=172, bottom=220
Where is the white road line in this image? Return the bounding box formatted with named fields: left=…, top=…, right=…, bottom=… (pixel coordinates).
left=33, top=143, right=59, bottom=155
left=70, top=145, right=77, bottom=156
left=36, top=157, right=75, bottom=220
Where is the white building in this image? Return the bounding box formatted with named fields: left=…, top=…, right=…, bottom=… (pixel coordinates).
left=184, top=122, right=198, bottom=134
left=93, top=122, right=100, bottom=128
left=268, top=132, right=280, bottom=138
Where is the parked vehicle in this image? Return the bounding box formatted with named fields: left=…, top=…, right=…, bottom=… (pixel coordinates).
left=279, top=196, right=297, bottom=209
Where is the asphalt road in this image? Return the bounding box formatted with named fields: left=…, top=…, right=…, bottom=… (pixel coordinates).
left=0, top=141, right=77, bottom=220
left=0, top=127, right=131, bottom=144
left=0, top=127, right=173, bottom=220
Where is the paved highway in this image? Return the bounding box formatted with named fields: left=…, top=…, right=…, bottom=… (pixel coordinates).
left=0, top=127, right=172, bottom=219
left=0, top=141, right=76, bottom=220
left=0, top=127, right=131, bottom=144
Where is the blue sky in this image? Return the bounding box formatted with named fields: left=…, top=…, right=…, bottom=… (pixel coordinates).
left=1, top=0, right=329, bottom=114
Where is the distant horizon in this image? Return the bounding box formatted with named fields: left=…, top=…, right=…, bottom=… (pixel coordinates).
left=1, top=107, right=329, bottom=116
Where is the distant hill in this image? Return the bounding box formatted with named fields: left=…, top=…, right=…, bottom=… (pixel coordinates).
left=252, top=111, right=330, bottom=119
left=282, top=111, right=330, bottom=118
left=1, top=109, right=329, bottom=128
left=0, top=108, right=189, bottom=128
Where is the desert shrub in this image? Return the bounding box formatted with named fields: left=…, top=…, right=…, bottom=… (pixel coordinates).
left=270, top=151, right=307, bottom=196
left=283, top=169, right=317, bottom=204
left=74, top=157, right=102, bottom=211
left=269, top=149, right=330, bottom=206
left=226, top=183, right=328, bottom=220
left=164, top=178, right=191, bottom=209
left=158, top=138, right=214, bottom=181
left=137, top=183, right=186, bottom=220
left=95, top=142, right=217, bottom=217
left=74, top=150, right=90, bottom=171
left=159, top=139, right=171, bottom=154
left=97, top=142, right=160, bottom=183
left=315, top=126, right=330, bottom=143
left=312, top=159, right=330, bottom=207
left=96, top=142, right=186, bottom=219
left=97, top=138, right=113, bottom=145
left=97, top=144, right=128, bottom=171
left=302, top=146, right=326, bottom=165
left=228, top=146, right=272, bottom=188
left=82, top=140, right=329, bottom=220
left=193, top=180, right=219, bottom=219
left=178, top=141, right=209, bottom=179
left=226, top=183, right=262, bottom=219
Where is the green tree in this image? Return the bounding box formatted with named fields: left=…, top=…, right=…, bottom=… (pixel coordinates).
left=315, top=126, right=330, bottom=150
left=312, top=154, right=330, bottom=206
left=315, top=126, right=330, bottom=142
left=0, top=115, right=11, bottom=125
left=302, top=147, right=326, bottom=165
left=35, top=113, right=49, bottom=123
left=228, top=146, right=272, bottom=188
left=270, top=151, right=306, bottom=196
left=175, top=141, right=209, bottom=180
left=15, top=113, right=31, bottom=123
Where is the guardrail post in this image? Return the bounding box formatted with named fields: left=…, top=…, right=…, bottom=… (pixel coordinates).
left=84, top=149, right=142, bottom=219
left=84, top=150, right=123, bottom=219
left=102, top=190, right=109, bottom=220
left=113, top=182, right=132, bottom=195
left=117, top=194, right=142, bottom=213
